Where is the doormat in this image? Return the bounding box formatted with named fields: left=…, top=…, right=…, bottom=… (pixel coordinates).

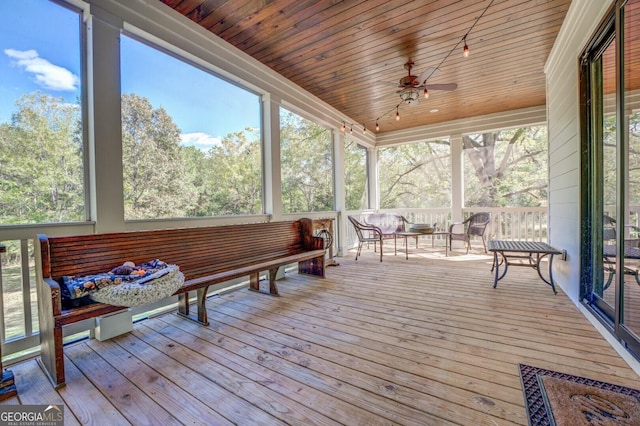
left=519, top=363, right=640, bottom=425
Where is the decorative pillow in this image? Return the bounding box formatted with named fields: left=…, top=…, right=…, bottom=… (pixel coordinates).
left=89, top=265, right=184, bottom=307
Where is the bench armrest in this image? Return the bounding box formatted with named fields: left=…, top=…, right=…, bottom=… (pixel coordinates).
left=41, top=277, right=62, bottom=317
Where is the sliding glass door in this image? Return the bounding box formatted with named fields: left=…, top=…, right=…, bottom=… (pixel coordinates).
left=622, top=0, right=640, bottom=350
left=582, top=0, right=640, bottom=358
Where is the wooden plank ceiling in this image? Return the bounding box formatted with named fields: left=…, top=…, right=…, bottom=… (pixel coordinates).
left=159, top=0, right=572, bottom=134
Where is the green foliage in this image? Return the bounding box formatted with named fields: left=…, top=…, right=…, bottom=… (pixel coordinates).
left=0, top=92, right=84, bottom=223
left=628, top=113, right=640, bottom=206
left=602, top=112, right=640, bottom=212
left=280, top=109, right=333, bottom=212
left=0, top=92, right=552, bottom=226
left=0, top=91, right=264, bottom=225
left=378, top=140, right=452, bottom=209
left=122, top=93, right=197, bottom=219
left=197, top=129, right=262, bottom=216
left=344, top=139, right=369, bottom=210
left=463, top=126, right=548, bottom=207
left=122, top=94, right=263, bottom=219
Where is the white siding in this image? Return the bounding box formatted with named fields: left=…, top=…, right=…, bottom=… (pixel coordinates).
left=545, top=0, right=614, bottom=302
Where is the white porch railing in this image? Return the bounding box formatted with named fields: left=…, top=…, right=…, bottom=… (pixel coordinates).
left=4, top=205, right=640, bottom=361
left=344, top=207, right=550, bottom=250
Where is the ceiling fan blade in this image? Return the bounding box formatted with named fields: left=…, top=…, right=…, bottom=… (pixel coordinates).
left=376, top=81, right=401, bottom=87
left=424, top=83, right=457, bottom=91
left=372, top=91, right=397, bottom=102
left=417, top=67, right=441, bottom=84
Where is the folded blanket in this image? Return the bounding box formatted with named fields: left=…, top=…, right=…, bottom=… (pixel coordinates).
left=61, top=259, right=173, bottom=300
left=90, top=265, right=184, bottom=307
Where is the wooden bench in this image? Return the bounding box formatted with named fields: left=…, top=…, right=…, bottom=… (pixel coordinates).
left=36, top=218, right=325, bottom=388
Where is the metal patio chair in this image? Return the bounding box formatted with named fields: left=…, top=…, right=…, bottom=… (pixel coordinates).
left=449, top=212, right=491, bottom=254
left=348, top=215, right=383, bottom=262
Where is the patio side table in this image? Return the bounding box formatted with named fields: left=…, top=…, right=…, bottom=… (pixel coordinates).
left=487, top=240, right=563, bottom=294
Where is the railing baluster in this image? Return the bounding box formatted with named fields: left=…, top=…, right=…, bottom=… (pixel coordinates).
left=20, top=239, right=33, bottom=337
left=0, top=244, right=6, bottom=344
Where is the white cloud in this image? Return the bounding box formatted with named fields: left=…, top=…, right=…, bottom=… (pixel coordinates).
left=180, top=132, right=222, bottom=151
left=4, top=48, right=79, bottom=92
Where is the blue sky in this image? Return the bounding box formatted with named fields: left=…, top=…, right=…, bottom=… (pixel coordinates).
left=0, top=0, right=260, bottom=151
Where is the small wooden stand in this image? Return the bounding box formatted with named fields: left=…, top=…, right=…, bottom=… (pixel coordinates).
left=0, top=244, right=18, bottom=400
left=312, top=218, right=340, bottom=266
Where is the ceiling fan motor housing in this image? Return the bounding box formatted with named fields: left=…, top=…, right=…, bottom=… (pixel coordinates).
left=399, top=75, right=420, bottom=87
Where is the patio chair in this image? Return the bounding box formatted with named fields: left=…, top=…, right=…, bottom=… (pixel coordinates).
left=448, top=212, right=491, bottom=254
left=348, top=215, right=383, bottom=262
left=602, top=214, right=640, bottom=289
left=602, top=214, right=640, bottom=247
left=603, top=214, right=617, bottom=243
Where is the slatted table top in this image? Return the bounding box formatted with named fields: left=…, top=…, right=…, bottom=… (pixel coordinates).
left=488, top=240, right=562, bottom=255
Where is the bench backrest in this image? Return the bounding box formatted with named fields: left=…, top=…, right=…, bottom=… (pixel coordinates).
left=39, top=219, right=314, bottom=282
left=364, top=213, right=406, bottom=234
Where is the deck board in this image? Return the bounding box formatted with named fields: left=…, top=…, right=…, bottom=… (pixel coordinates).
left=3, top=251, right=639, bottom=425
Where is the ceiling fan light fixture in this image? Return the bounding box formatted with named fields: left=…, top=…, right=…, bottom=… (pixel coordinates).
left=400, top=88, right=420, bottom=104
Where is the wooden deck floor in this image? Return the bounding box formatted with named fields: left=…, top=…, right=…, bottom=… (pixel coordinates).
left=2, top=246, right=639, bottom=425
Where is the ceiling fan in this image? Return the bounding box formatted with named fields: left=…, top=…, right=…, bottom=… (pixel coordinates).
left=378, top=60, right=457, bottom=106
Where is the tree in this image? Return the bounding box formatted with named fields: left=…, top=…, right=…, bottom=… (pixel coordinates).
left=280, top=110, right=333, bottom=212
left=204, top=129, right=262, bottom=215
left=378, top=140, right=451, bottom=209
left=463, top=126, right=547, bottom=207
left=344, top=139, right=369, bottom=210
left=121, top=93, right=197, bottom=219
left=0, top=92, right=84, bottom=224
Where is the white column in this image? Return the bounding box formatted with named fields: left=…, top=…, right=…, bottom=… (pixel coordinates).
left=334, top=130, right=346, bottom=255
left=262, top=94, right=283, bottom=221
left=450, top=134, right=464, bottom=248
left=369, top=147, right=379, bottom=210
left=88, top=10, right=126, bottom=233
left=451, top=133, right=464, bottom=223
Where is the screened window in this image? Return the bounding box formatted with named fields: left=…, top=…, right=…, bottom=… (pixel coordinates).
left=0, top=0, right=85, bottom=224
left=463, top=126, right=548, bottom=207
left=378, top=139, right=451, bottom=209
left=120, top=35, right=262, bottom=219
left=344, top=138, right=369, bottom=210
left=280, top=108, right=334, bottom=213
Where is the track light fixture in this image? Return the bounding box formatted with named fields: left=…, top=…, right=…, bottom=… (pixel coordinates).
left=340, top=120, right=370, bottom=135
